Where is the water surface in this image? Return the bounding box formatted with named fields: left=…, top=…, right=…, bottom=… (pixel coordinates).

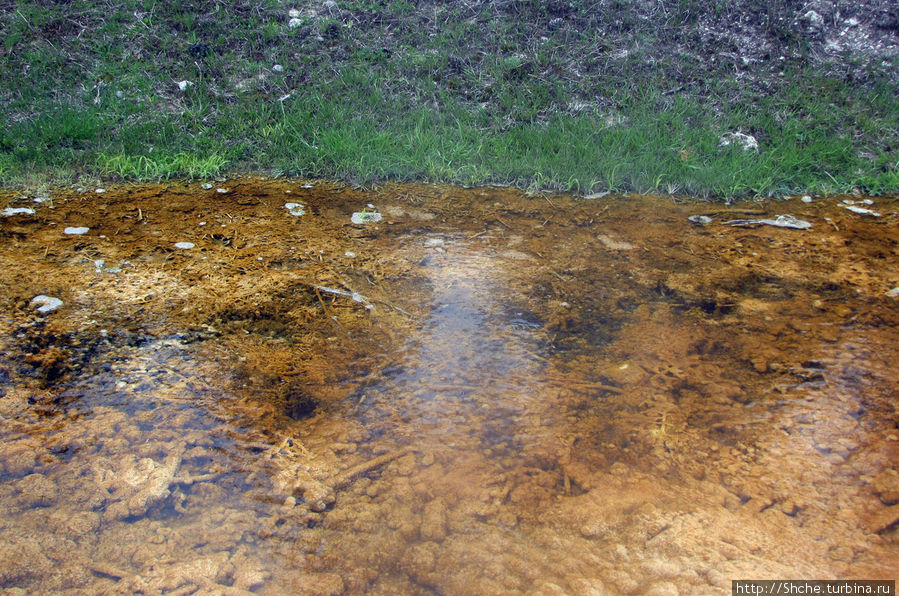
left=0, top=181, right=897, bottom=593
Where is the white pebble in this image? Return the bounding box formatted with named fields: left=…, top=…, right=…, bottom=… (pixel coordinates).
left=284, top=202, right=305, bottom=216
left=1, top=207, right=35, bottom=217
left=801, top=195, right=812, bottom=203
left=351, top=212, right=382, bottom=224
left=30, top=295, right=63, bottom=314
left=95, top=188, right=105, bottom=194
left=216, top=188, right=228, bottom=194
left=201, top=183, right=213, bottom=190
left=273, top=64, right=284, bottom=72
left=64, top=226, right=90, bottom=235
left=345, top=251, right=356, bottom=258
left=174, top=242, right=195, bottom=249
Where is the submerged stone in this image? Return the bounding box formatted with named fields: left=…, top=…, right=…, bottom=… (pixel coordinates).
left=30, top=295, right=63, bottom=314
left=174, top=242, right=195, bottom=250
left=284, top=202, right=306, bottom=216
left=64, top=226, right=90, bottom=235
left=351, top=211, right=382, bottom=225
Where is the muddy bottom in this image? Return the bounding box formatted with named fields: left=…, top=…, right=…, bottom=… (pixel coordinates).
left=1, top=180, right=897, bottom=594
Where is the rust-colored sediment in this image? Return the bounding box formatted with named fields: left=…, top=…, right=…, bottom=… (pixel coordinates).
left=0, top=179, right=897, bottom=593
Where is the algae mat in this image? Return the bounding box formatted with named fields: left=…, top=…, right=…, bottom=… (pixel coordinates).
left=0, top=180, right=897, bottom=594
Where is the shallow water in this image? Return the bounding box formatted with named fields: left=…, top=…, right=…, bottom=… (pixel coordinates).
left=0, top=180, right=897, bottom=594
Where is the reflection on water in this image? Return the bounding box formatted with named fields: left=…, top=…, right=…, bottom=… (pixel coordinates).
left=355, top=240, right=553, bottom=457
left=0, top=180, right=897, bottom=593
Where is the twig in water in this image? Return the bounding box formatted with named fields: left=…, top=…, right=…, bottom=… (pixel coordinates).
left=331, top=447, right=416, bottom=489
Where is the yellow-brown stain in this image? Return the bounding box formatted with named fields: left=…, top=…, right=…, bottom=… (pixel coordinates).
left=0, top=179, right=897, bottom=593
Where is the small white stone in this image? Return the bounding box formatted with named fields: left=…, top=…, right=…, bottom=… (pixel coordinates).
left=33, top=196, right=51, bottom=203
left=115, top=90, right=124, bottom=99
left=95, top=188, right=105, bottom=193
left=1, top=207, right=35, bottom=217
left=719, top=131, right=759, bottom=152
left=257, top=256, right=263, bottom=261
left=273, top=64, right=284, bottom=73
left=840, top=204, right=880, bottom=217
left=174, top=242, right=195, bottom=250
left=886, top=287, right=899, bottom=299
left=64, top=226, right=90, bottom=235
left=284, top=202, right=305, bottom=216
left=301, top=183, right=314, bottom=188
left=199, top=221, right=206, bottom=226
left=285, top=189, right=292, bottom=194
left=344, top=251, right=356, bottom=258
left=30, top=295, right=64, bottom=314
left=216, top=188, right=228, bottom=194
left=177, top=80, right=193, bottom=91
left=201, top=183, right=213, bottom=190
left=288, top=17, right=303, bottom=28
left=801, top=195, right=812, bottom=203
left=351, top=211, right=382, bottom=224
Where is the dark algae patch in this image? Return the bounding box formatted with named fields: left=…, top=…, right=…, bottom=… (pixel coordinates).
left=0, top=180, right=897, bottom=593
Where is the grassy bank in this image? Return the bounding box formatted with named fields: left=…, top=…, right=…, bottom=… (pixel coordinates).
left=2, top=1, right=898, bottom=198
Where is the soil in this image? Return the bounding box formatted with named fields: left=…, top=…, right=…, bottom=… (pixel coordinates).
left=0, top=180, right=898, bottom=594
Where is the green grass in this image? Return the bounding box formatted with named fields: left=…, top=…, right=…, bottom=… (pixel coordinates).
left=1, top=1, right=898, bottom=199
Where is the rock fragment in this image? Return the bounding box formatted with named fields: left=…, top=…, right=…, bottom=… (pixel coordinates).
left=351, top=210, right=382, bottom=224
left=719, top=132, right=759, bottom=152
left=0, top=207, right=35, bottom=217
left=30, top=295, right=63, bottom=314
left=724, top=214, right=811, bottom=229
left=285, top=202, right=306, bottom=216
